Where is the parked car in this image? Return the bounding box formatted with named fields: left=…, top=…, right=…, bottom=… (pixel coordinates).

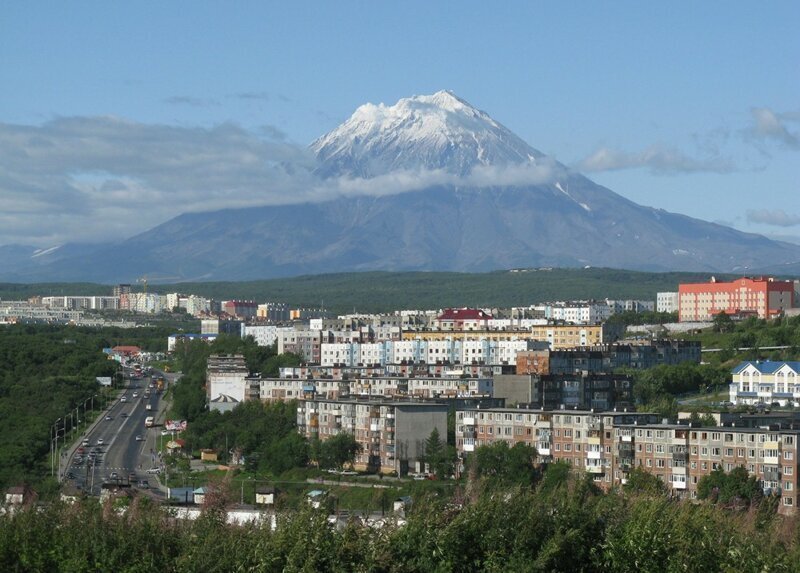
left=146, top=467, right=161, bottom=475
left=105, top=416, right=112, bottom=421
left=137, top=480, right=150, bottom=489
left=96, top=439, right=104, bottom=445
left=109, top=472, right=119, bottom=480
left=135, top=435, right=143, bottom=441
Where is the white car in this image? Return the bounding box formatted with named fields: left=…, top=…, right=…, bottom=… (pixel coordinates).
left=96, top=439, right=104, bottom=445
left=146, top=467, right=161, bottom=475
left=120, top=397, right=127, bottom=403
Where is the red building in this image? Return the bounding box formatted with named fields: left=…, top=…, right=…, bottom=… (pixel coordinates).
left=222, top=300, right=258, bottom=320
left=435, top=308, right=493, bottom=330
left=678, top=276, right=794, bottom=322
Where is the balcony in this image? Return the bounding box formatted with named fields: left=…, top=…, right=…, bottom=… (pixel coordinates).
left=671, top=479, right=687, bottom=490
left=587, top=436, right=601, bottom=446
left=587, top=451, right=602, bottom=460
left=537, top=448, right=551, bottom=456
left=586, top=465, right=604, bottom=474
left=672, top=452, right=688, bottom=462
left=764, top=456, right=780, bottom=465
left=620, top=435, right=632, bottom=442
left=463, top=417, right=475, bottom=426
left=463, top=444, right=475, bottom=452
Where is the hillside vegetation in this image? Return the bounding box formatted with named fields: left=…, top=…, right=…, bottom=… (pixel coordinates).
left=0, top=268, right=739, bottom=313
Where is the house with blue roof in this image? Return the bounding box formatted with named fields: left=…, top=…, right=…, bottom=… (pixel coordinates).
left=730, top=361, right=800, bottom=406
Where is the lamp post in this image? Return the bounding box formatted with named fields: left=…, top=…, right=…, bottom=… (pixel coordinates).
left=51, top=418, right=62, bottom=477
left=52, top=428, right=66, bottom=480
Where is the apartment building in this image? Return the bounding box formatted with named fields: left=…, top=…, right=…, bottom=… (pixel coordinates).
left=657, top=292, right=679, bottom=313
left=259, top=374, right=492, bottom=402
left=729, top=361, right=800, bottom=406
left=529, top=323, right=623, bottom=350
left=456, top=406, right=800, bottom=515
left=320, top=338, right=544, bottom=368
left=516, top=340, right=701, bottom=375
left=297, top=397, right=447, bottom=474
left=492, top=373, right=634, bottom=411
left=678, top=276, right=794, bottom=322
left=241, top=324, right=280, bottom=348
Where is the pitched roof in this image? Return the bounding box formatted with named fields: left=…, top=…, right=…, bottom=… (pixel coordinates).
left=437, top=308, right=493, bottom=321
left=732, top=361, right=800, bottom=374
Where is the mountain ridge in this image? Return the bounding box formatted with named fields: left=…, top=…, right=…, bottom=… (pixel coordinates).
left=0, top=90, right=798, bottom=283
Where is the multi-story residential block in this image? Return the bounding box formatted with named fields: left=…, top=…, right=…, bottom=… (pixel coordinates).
left=201, top=318, right=243, bottom=336
left=222, top=300, right=258, bottom=320
left=516, top=341, right=701, bottom=375
left=241, top=324, right=280, bottom=348
left=456, top=406, right=800, bottom=515
left=297, top=397, right=448, bottom=474
left=656, top=292, right=680, bottom=313
left=42, top=295, right=120, bottom=311
left=678, top=276, right=794, bottom=322
left=729, top=361, right=800, bottom=406
left=493, top=373, right=634, bottom=411
left=257, top=302, right=290, bottom=322
left=260, top=374, right=493, bottom=402
left=435, top=308, right=493, bottom=330
left=529, top=323, right=623, bottom=350
left=320, top=339, right=544, bottom=368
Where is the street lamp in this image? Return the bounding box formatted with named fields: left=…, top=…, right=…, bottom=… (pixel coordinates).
left=52, top=428, right=66, bottom=480
left=51, top=418, right=62, bottom=477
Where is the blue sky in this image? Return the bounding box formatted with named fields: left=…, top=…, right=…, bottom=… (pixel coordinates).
left=1, top=2, right=798, bottom=248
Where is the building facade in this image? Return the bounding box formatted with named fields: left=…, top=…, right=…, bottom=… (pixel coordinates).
left=678, top=276, right=794, bottom=322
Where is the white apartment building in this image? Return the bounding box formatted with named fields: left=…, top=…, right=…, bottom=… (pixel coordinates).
left=657, top=292, right=680, bottom=313
left=242, top=324, right=280, bottom=347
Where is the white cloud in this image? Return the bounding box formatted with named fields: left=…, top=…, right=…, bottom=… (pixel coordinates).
left=576, top=145, right=734, bottom=175
left=746, top=107, right=800, bottom=149
left=746, top=209, right=800, bottom=228
left=0, top=116, right=561, bottom=248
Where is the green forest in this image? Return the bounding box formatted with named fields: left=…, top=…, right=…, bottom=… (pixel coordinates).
left=0, top=324, right=174, bottom=494
left=0, top=267, right=741, bottom=314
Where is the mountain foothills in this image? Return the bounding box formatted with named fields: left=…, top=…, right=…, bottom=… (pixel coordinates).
left=2, top=91, right=798, bottom=283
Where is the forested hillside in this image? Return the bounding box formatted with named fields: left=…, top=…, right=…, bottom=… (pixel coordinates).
left=0, top=325, right=172, bottom=493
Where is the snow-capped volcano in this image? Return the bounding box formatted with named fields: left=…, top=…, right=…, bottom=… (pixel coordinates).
left=311, top=90, right=544, bottom=177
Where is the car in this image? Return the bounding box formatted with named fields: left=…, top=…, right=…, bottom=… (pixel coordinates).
left=120, top=412, right=128, bottom=418
left=82, top=439, right=89, bottom=446
left=161, top=429, right=170, bottom=436
left=146, top=467, right=161, bottom=474
left=137, top=480, right=150, bottom=489
left=77, top=447, right=85, bottom=454
left=96, top=439, right=104, bottom=445
left=132, top=392, right=139, bottom=398
left=109, top=472, right=119, bottom=480
left=66, top=472, right=75, bottom=480
left=135, top=435, right=143, bottom=441
left=128, top=472, right=137, bottom=482
left=105, top=416, right=112, bottom=421
left=120, top=397, right=127, bottom=403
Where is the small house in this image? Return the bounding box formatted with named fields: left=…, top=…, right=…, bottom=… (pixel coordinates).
left=200, top=449, right=218, bottom=462
left=307, top=489, right=327, bottom=509
left=193, top=487, right=206, bottom=505
left=255, top=486, right=275, bottom=506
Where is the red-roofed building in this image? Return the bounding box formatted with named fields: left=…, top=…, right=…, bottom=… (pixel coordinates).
left=436, top=308, right=493, bottom=331
left=111, top=346, right=142, bottom=357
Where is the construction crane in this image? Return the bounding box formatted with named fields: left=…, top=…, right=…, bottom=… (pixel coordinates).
left=137, top=274, right=182, bottom=294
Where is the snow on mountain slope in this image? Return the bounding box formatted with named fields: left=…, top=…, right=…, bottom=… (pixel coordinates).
left=311, top=90, right=544, bottom=177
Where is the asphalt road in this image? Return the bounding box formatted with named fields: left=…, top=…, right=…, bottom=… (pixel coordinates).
left=68, top=373, right=166, bottom=496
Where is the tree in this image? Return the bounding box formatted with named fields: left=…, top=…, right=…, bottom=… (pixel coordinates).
left=698, top=466, right=763, bottom=507
left=713, top=311, right=735, bottom=333
left=472, top=441, right=538, bottom=486
left=423, top=428, right=456, bottom=478
left=320, top=433, right=361, bottom=470
left=623, top=467, right=667, bottom=495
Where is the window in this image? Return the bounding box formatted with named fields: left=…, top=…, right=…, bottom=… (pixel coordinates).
left=784, top=451, right=794, bottom=460
left=784, top=497, right=794, bottom=506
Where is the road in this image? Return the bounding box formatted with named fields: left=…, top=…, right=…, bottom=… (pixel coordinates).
left=66, top=371, right=169, bottom=497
